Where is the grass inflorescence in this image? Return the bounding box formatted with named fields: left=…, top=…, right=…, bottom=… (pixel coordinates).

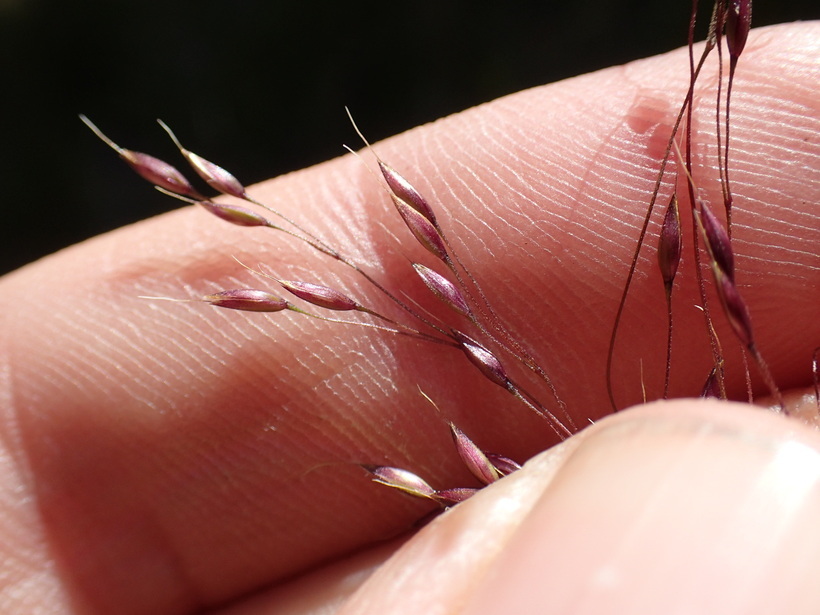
left=82, top=0, right=813, bottom=511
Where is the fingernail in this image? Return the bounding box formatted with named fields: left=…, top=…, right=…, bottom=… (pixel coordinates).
left=464, top=401, right=820, bottom=615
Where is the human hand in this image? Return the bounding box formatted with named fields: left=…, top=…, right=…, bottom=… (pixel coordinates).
left=0, top=21, right=817, bottom=614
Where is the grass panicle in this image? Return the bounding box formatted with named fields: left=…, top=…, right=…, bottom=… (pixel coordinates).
left=82, top=0, right=809, bottom=517
left=693, top=202, right=785, bottom=411
left=607, top=1, right=770, bottom=409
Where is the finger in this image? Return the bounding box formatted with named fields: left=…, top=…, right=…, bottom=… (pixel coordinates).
left=335, top=399, right=820, bottom=615
left=207, top=538, right=404, bottom=615
left=0, top=22, right=816, bottom=614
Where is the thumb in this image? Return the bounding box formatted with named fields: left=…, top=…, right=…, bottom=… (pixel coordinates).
left=339, top=399, right=820, bottom=615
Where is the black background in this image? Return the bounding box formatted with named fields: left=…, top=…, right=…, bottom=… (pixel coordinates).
left=1, top=1, right=817, bottom=274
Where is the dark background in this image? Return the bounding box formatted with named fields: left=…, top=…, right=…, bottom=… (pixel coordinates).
left=1, top=1, right=817, bottom=274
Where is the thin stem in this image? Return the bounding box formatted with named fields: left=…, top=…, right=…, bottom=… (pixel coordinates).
left=289, top=304, right=456, bottom=347
left=445, top=245, right=572, bottom=428
left=684, top=3, right=726, bottom=399
left=505, top=380, right=574, bottom=440
left=724, top=57, right=738, bottom=235
left=713, top=2, right=731, bottom=231
left=606, top=31, right=714, bottom=411
left=244, top=194, right=341, bottom=259
left=741, top=346, right=753, bottom=403
left=748, top=344, right=786, bottom=413
left=663, top=288, right=674, bottom=398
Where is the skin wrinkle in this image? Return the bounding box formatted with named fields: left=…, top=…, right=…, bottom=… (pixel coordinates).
left=126, top=320, right=218, bottom=407
left=497, top=99, right=585, bottom=214
left=87, top=309, right=207, bottom=409
left=432, top=134, right=501, bottom=252
left=469, top=156, right=547, bottom=244
left=303, top=368, right=384, bottom=461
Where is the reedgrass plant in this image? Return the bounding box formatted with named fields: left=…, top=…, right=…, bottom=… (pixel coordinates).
left=82, top=0, right=816, bottom=513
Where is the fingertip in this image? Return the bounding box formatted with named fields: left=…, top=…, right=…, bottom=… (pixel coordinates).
left=341, top=400, right=820, bottom=615
left=464, top=400, right=820, bottom=614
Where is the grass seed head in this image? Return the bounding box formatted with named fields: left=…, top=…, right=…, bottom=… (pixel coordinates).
left=121, top=150, right=204, bottom=199
left=379, top=161, right=439, bottom=227
left=179, top=150, right=247, bottom=199
left=197, top=201, right=272, bottom=227
left=450, top=423, right=500, bottom=485
left=158, top=119, right=248, bottom=199
left=362, top=465, right=436, bottom=499
left=433, top=487, right=479, bottom=506
left=203, top=289, right=289, bottom=312
left=700, top=366, right=722, bottom=398
left=697, top=200, right=735, bottom=280
left=485, top=453, right=522, bottom=476
left=390, top=194, right=449, bottom=262
left=413, top=263, right=472, bottom=318
left=725, top=0, right=752, bottom=62
left=452, top=330, right=509, bottom=389
left=79, top=114, right=203, bottom=199
left=657, top=195, right=682, bottom=290
left=712, top=265, right=754, bottom=347
left=277, top=280, right=359, bottom=311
